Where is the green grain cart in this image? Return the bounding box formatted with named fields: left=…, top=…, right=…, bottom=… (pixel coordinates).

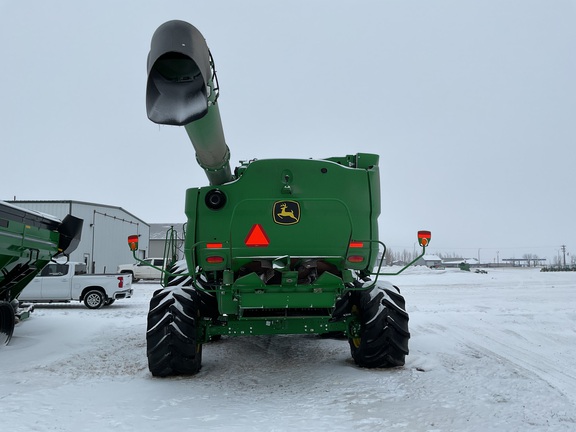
left=0, top=201, right=82, bottom=345
left=137, top=21, right=430, bottom=376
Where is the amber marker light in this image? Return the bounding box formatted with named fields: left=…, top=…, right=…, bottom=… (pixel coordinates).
left=417, top=230, right=431, bottom=247
left=128, top=235, right=139, bottom=251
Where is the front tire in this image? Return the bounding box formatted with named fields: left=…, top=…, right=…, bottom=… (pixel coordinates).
left=348, top=283, right=410, bottom=368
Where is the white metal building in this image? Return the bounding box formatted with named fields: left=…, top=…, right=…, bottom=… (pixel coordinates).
left=149, top=223, right=185, bottom=260
left=414, top=254, right=443, bottom=268
left=11, top=200, right=149, bottom=274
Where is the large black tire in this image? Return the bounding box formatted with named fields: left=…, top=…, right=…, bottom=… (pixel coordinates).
left=145, top=260, right=221, bottom=376
left=163, top=260, right=220, bottom=319
left=146, top=285, right=203, bottom=377
left=348, top=283, right=410, bottom=368
left=0, top=301, right=16, bottom=346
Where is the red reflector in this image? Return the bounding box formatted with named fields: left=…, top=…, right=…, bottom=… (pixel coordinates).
left=245, top=224, right=270, bottom=247
left=349, top=241, right=364, bottom=248
left=418, top=230, right=431, bottom=240
left=347, top=256, right=364, bottom=263
left=206, top=256, right=224, bottom=264
left=117, top=276, right=124, bottom=288
left=207, top=243, right=223, bottom=249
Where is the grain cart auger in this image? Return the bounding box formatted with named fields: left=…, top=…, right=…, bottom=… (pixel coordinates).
left=0, top=201, right=83, bottom=345
left=136, top=20, right=430, bottom=376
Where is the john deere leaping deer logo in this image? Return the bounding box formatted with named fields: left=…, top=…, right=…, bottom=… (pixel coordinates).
left=273, top=201, right=300, bottom=225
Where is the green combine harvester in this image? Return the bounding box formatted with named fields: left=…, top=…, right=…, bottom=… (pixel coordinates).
left=0, top=201, right=82, bottom=345
left=135, top=20, right=431, bottom=376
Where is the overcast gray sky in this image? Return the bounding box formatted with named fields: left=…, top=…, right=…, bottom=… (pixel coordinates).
left=1, top=1, right=574, bottom=264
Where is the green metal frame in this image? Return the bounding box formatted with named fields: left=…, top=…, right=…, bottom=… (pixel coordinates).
left=140, top=239, right=428, bottom=289
left=130, top=225, right=428, bottom=343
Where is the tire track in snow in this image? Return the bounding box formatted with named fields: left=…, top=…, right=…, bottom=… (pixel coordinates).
left=413, top=316, right=576, bottom=405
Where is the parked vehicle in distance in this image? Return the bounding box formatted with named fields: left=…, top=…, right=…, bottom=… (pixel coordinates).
left=117, top=258, right=165, bottom=282
left=19, top=262, right=133, bottom=309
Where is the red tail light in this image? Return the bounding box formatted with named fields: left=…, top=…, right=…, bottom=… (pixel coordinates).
left=347, top=256, right=364, bottom=263
left=207, top=243, right=223, bottom=248
left=206, top=256, right=224, bottom=264
left=349, top=241, right=364, bottom=248
left=117, top=276, right=124, bottom=288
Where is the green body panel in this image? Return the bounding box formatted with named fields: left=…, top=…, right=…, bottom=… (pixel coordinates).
left=205, top=316, right=348, bottom=338
left=0, top=222, right=60, bottom=301
left=184, top=155, right=380, bottom=333
left=186, top=156, right=380, bottom=269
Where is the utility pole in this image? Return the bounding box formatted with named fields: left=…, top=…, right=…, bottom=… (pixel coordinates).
left=561, top=245, right=567, bottom=268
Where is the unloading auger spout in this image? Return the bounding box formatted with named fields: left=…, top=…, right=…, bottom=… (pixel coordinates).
left=146, top=20, right=232, bottom=186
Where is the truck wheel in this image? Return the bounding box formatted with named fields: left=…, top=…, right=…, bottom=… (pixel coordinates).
left=83, top=290, right=105, bottom=309
left=348, top=283, right=410, bottom=368
left=146, top=286, right=202, bottom=376
left=0, top=301, right=16, bottom=346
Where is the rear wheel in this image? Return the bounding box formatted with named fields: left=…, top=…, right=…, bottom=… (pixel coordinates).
left=348, top=283, right=410, bottom=368
left=146, top=285, right=202, bottom=377
left=163, top=260, right=220, bottom=319
left=83, top=290, right=104, bottom=309
left=0, top=301, right=16, bottom=346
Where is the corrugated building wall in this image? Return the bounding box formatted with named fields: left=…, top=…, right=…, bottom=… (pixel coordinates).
left=149, top=223, right=185, bottom=259
left=11, top=200, right=149, bottom=273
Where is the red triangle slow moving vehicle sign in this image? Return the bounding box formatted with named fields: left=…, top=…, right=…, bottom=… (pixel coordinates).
left=245, top=224, right=270, bottom=247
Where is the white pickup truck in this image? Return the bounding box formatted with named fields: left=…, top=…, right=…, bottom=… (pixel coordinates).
left=117, top=258, right=165, bottom=282
left=19, top=262, right=133, bottom=309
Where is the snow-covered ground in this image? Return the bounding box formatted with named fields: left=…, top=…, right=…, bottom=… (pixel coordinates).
left=1, top=267, right=575, bottom=431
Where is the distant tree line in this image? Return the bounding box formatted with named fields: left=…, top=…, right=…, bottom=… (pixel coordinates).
left=383, top=248, right=420, bottom=265
left=382, top=250, right=558, bottom=267
left=383, top=248, right=469, bottom=265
